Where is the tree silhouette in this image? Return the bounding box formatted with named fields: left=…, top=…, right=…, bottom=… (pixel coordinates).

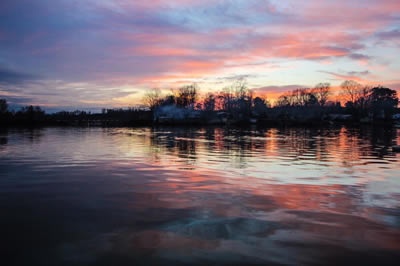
left=253, top=96, right=269, bottom=116
left=143, top=88, right=162, bottom=110
left=175, top=84, right=198, bottom=108
left=367, top=86, right=398, bottom=120
left=276, top=95, right=290, bottom=107
left=313, top=83, right=330, bottom=106
left=203, top=93, right=216, bottom=112
left=0, top=99, right=8, bottom=114
left=341, top=80, right=362, bottom=104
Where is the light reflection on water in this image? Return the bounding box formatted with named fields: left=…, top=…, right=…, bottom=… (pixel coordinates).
left=0, top=126, right=400, bottom=265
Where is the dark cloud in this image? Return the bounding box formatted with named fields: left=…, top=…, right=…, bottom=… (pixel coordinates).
left=1, top=96, right=35, bottom=106
left=348, top=53, right=371, bottom=60
left=0, top=67, right=37, bottom=84
left=347, top=70, right=370, bottom=76
left=216, top=74, right=254, bottom=81
left=376, top=28, right=400, bottom=40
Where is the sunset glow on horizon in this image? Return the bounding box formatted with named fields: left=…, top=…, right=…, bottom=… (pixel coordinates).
left=0, top=0, right=399, bottom=111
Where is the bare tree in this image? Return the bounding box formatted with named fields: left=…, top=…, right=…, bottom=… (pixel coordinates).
left=231, top=77, right=248, bottom=99
left=203, top=93, right=216, bottom=112
left=221, top=87, right=234, bottom=112
left=175, top=84, right=198, bottom=108
left=275, top=95, right=290, bottom=107
left=355, top=85, right=371, bottom=110
left=313, top=83, right=330, bottom=106
left=291, top=89, right=303, bottom=106
left=341, top=80, right=362, bottom=103
left=284, top=88, right=316, bottom=107
left=143, top=88, right=162, bottom=110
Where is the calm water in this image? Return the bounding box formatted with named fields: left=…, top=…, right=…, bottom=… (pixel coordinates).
left=1, top=126, right=400, bottom=265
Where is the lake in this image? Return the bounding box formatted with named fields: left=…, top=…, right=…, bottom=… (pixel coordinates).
left=1, top=126, right=400, bottom=265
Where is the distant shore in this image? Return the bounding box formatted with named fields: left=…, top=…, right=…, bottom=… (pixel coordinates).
left=1, top=109, right=399, bottom=128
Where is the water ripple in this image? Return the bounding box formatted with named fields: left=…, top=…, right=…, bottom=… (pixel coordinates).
left=1, top=126, right=400, bottom=265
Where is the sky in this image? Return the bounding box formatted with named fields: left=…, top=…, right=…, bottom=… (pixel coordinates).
left=0, top=0, right=399, bottom=111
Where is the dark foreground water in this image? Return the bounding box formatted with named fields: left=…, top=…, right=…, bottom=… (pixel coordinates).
left=1, top=126, right=400, bottom=265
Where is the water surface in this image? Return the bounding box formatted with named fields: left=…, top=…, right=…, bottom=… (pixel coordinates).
left=1, top=126, right=400, bottom=265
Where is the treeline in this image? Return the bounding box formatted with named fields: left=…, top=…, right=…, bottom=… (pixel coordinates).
left=145, top=80, right=270, bottom=124
left=1, top=79, right=399, bottom=127
left=0, top=100, right=152, bottom=126
left=275, top=83, right=330, bottom=107
left=0, top=101, right=46, bottom=126
left=47, top=108, right=151, bottom=126
left=271, top=81, right=399, bottom=124
left=144, top=79, right=399, bottom=125
left=340, top=81, right=398, bottom=121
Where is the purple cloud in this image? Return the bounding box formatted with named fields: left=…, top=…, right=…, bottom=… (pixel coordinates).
left=0, top=0, right=399, bottom=109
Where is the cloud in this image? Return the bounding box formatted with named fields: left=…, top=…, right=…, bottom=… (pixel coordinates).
left=348, top=53, right=371, bottom=61
left=0, top=66, right=38, bottom=85
left=0, top=0, right=399, bottom=108
left=2, top=96, right=36, bottom=106
left=1, top=79, right=141, bottom=110
left=375, top=28, right=400, bottom=46
left=289, top=0, right=400, bottom=30
left=346, top=70, right=370, bottom=76
left=0, top=0, right=376, bottom=79
left=376, top=29, right=400, bottom=40
left=319, top=70, right=371, bottom=83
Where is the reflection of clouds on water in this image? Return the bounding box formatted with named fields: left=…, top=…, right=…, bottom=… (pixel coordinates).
left=101, top=126, right=399, bottom=178
left=57, top=210, right=400, bottom=265
left=1, top=126, right=400, bottom=265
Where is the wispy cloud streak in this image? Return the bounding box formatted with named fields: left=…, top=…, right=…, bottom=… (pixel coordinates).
left=0, top=0, right=399, bottom=108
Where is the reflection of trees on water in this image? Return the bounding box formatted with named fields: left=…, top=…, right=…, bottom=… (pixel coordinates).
left=5, top=128, right=44, bottom=144
left=363, top=126, right=396, bottom=158
left=342, top=126, right=397, bottom=161
left=150, top=127, right=197, bottom=166
left=0, top=129, right=8, bottom=149
left=201, top=127, right=268, bottom=169
left=274, top=126, right=398, bottom=164
left=147, top=126, right=398, bottom=169
left=275, top=127, right=342, bottom=162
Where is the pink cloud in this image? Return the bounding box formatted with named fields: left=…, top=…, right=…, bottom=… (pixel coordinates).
left=320, top=71, right=368, bottom=83
left=243, top=31, right=366, bottom=61
left=292, top=0, right=400, bottom=30
left=2, top=0, right=400, bottom=108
